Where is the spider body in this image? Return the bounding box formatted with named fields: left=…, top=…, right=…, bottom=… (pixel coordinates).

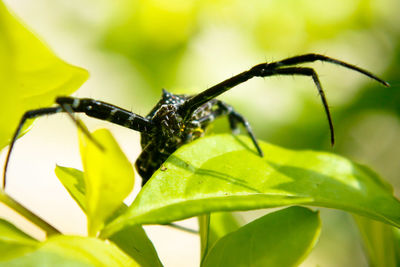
left=2, top=54, right=388, bottom=188
left=134, top=89, right=253, bottom=184
left=136, top=90, right=207, bottom=183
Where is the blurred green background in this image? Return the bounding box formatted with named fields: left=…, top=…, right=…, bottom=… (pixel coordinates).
left=4, top=0, right=400, bottom=266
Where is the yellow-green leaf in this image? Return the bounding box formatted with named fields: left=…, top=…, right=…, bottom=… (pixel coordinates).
left=55, top=165, right=87, bottom=212
left=54, top=165, right=162, bottom=266
left=0, top=1, right=88, bottom=149
left=79, top=129, right=134, bottom=236
left=108, top=225, right=163, bottom=267
left=0, top=219, right=38, bottom=261
left=198, top=212, right=241, bottom=262
left=102, top=134, right=400, bottom=237
left=0, top=235, right=138, bottom=267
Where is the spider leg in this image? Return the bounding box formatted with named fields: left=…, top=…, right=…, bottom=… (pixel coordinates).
left=179, top=54, right=387, bottom=146
left=197, top=100, right=263, bottom=156
left=269, top=67, right=334, bottom=145
left=180, top=54, right=388, bottom=118
left=227, top=108, right=263, bottom=157
left=59, top=103, right=105, bottom=151
left=269, top=53, right=389, bottom=87
left=3, top=96, right=153, bottom=189
left=55, top=97, right=153, bottom=132
left=3, top=107, right=62, bottom=189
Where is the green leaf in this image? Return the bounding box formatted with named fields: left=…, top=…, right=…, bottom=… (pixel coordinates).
left=207, top=212, right=241, bottom=253
left=79, top=129, right=135, bottom=236
left=354, top=215, right=399, bottom=267
left=0, top=1, right=88, bottom=149
left=394, top=228, right=400, bottom=263
left=0, top=235, right=138, bottom=267
left=198, top=212, right=241, bottom=263
left=54, top=165, right=125, bottom=221
left=102, top=134, right=400, bottom=237
left=0, top=219, right=38, bottom=261
left=55, top=165, right=161, bottom=266
left=108, top=225, right=163, bottom=267
left=201, top=206, right=320, bottom=267
left=55, top=166, right=87, bottom=212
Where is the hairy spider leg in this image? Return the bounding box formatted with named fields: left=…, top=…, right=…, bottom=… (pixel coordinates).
left=197, top=100, right=263, bottom=156
left=3, top=96, right=153, bottom=189
left=3, top=107, right=61, bottom=188
left=55, top=97, right=153, bottom=132
left=59, top=102, right=105, bottom=151
left=269, top=67, right=333, bottom=144
left=272, top=54, right=389, bottom=86
left=179, top=53, right=389, bottom=147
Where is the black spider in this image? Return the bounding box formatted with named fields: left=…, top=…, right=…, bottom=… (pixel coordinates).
left=2, top=54, right=388, bottom=188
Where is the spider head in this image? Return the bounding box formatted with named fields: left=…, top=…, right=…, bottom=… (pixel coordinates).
left=161, top=89, right=186, bottom=105
left=152, top=104, right=184, bottom=138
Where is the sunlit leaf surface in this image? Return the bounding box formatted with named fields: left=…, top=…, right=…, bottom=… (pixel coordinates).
left=198, top=212, right=241, bottom=262
left=55, top=165, right=161, bottom=266
left=79, top=129, right=135, bottom=236
left=0, top=235, right=138, bottom=267
left=202, top=206, right=320, bottom=267
left=0, top=1, right=88, bottom=149
left=108, top=225, right=163, bottom=267
left=55, top=166, right=87, bottom=212
left=0, top=219, right=38, bottom=261
left=102, top=134, right=400, bottom=237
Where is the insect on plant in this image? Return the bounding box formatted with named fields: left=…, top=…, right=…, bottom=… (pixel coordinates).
left=2, top=54, right=388, bottom=187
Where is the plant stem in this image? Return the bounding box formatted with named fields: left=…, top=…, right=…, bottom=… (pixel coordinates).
left=165, top=222, right=198, bottom=234
left=0, top=189, right=60, bottom=236
left=198, top=214, right=211, bottom=264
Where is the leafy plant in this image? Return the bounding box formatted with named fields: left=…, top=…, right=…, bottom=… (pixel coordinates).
left=1, top=1, right=399, bottom=266
left=2, top=129, right=400, bottom=266
left=0, top=1, right=88, bottom=150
